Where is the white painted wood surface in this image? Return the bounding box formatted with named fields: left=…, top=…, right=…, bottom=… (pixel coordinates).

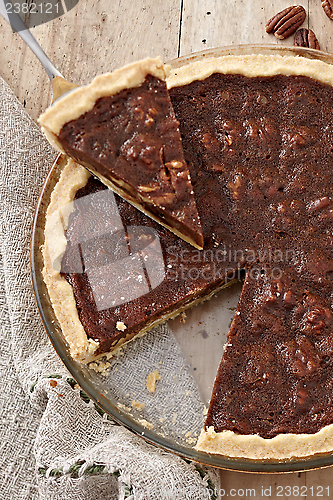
left=1, top=0, right=333, bottom=497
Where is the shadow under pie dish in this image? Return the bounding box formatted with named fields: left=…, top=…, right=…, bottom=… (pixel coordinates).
left=38, top=49, right=333, bottom=462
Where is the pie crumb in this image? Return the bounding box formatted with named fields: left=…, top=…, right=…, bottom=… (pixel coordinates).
left=138, top=419, right=154, bottom=430
left=118, top=402, right=132, bottom=413
left=89, top=360, right=110, bottom=376
left=132, top=400, right=145, bottom=411
left=146, top=369, right=161, bottom=393
left=116, top=321, right=127, bottom=331
left=180, top=312, right=187, bottom=323
left=186, top=437, right=196, bottom=445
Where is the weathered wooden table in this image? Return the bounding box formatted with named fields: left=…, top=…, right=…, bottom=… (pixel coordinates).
left=1, top=0, right=333, bottom=497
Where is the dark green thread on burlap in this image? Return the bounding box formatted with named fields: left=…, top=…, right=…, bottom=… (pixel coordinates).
left=195, top=465, right=217, bottom=500
left=30, top=374, right=62, bottom=393
left=38, top=462, right=133, bottom=496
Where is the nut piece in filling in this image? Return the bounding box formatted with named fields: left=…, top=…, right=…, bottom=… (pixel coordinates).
left=39, top=57, right=203, bottom=250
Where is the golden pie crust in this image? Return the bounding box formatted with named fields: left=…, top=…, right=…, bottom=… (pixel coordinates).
left=39, top=57, right=167, bottom=151
left=41, top=54, right=333, bottom=460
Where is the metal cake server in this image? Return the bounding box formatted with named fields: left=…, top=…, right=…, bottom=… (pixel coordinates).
left=0, top=0, right=77, bottom=102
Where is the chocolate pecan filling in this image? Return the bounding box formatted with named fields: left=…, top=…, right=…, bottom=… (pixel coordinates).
left=62, top=73, right=333, bottom=438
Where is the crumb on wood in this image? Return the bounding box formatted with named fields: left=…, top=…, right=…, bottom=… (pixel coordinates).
left=146, top=369, right=161, bottom=393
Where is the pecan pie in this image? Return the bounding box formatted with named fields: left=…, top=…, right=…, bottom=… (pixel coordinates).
left=41, top=54, right=333, bottom=460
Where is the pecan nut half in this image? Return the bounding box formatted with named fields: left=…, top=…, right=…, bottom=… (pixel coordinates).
left=322, top=0, right=333, bottom=19
left=294, top=28, right=320, bottom=50
left=266, top=5, right=306, bottom=39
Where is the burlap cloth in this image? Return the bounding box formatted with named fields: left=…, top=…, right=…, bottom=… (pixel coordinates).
left=0, top=76, right=221, bottom=499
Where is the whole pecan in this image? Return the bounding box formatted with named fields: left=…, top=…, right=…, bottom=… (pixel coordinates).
left=322, top=0, right=333, bottom=19
left=294, top=28, right=320, bottom=50
left=266, top=5, right=306, bottom=39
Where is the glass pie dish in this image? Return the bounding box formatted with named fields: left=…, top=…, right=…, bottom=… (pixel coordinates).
left=31, top=44, right=333, bottom=472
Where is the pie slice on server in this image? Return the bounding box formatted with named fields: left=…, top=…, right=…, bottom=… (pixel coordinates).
left=39, top=57, right=204, bottom=249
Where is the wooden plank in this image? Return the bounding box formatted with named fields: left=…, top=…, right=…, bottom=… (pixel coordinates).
left=0, top=0, right=182, bottom=121
left=179, top=0, right=309, bottom=55
left=219, top=470, right=307, bottom=500
left=309, top=0, right=333, bottom=51
left=305, top=467, right=332, bottom=499
left=219, top=467, right=332, bottom=500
